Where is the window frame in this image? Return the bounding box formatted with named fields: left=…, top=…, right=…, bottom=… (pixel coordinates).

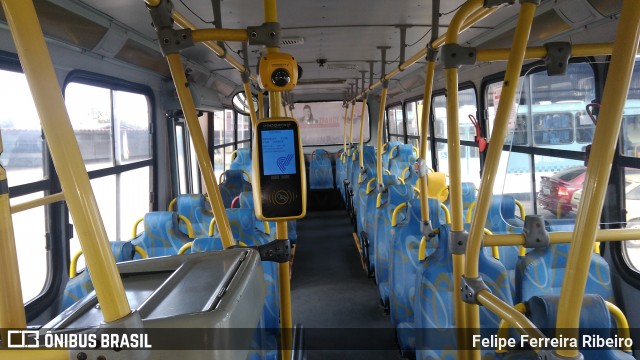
left=386, top=101, right=405, bottom=143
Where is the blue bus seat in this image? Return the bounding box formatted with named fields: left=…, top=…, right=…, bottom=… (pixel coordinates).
left=382, top=141, right=402, bottom=170
left=131, top=211, right=192, bottom=259
left=373, top=182, right=416, bottom=306
left=349, top=146, right=376, bottom=199
left=229, top=148, right=252, bottom=176
left=484, top=195, right=525, bottom=295
left=389, top=198, right=445, bottom=354
left=309, top=149, right=334, bottom=190
left=336, top=149, right=346, bottom=195
left=175, top=194, right=214, bottom=237
left=219, top=170, right=252, bottom=208
left=61, top=241, right=135, bottom=311
left=414, top=225, right=514, bottom=359
left=366, top=175, right=403, bottom=274
left=523, top=295, right=632, bottom=360
left=388, top=144, right=416, bottom=179
left=515, top=243, right=613, bottom=304
left=191, top=236, right=224, bottom=252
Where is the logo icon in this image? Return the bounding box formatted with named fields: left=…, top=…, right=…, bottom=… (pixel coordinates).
left=276, top=154, right=294, bottom=173
left=7, top=330, right=40, bottom=348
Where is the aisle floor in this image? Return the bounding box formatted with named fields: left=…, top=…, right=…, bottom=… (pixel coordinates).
left=290, top=210, right=404, bottom=360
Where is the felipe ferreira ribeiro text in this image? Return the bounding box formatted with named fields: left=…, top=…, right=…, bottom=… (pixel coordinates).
left=473, top=334, right=633, bottom=350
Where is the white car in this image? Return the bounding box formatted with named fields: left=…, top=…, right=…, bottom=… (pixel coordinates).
left=571, top=180, right=640, bottom=247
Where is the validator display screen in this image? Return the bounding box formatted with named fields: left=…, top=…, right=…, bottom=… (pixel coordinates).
left=261, top=129, right=297, bottom=176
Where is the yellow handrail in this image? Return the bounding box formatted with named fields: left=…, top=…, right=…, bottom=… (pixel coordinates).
left=178, top=242, right=193, bottom=255
left=134, top=246, right=148, bottom=259
left=366, top=178, right=376, bottom=194
left=418, top=235, right=428, bottom=261
left=391, top=203, right=408, bottom=227
left=131, top=218, right=144, bottom=239
left=606, top=301, right=632, bottom=353
left=10, top=191, right=65, bottom=214
left=209, top=217, right=217, bottom=236
left=401, top=167, right=411, bottom=182
left=484, top=228, right=500, bottom=260
left=219, top=169, right=251, bottom=183
left=70, top=245, right=149, bottom=279
left=168, top=198, right=177, bottom=211
left=496, top=302, right=528, bottom=353
left=440, top=203, right=451, bottom=224
left=514, top=199, right=526, bottom=219
left=466, top=201, right=477, bottom=223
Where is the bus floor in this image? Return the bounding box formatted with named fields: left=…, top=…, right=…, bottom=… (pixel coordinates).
left=291, top=210, right=403, bottom=360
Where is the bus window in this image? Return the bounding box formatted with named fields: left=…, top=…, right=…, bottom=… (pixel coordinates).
left=0, top=69, right=45, bottom=186
left=624, top=170, right=640, bottom=270
left=65, top=80, right=152, bottom=243
left=9, top=193, right=47, bottom=303
left=533, top=113, right=574, bottom=145
left=406, top=99, right=431, bottom=168
left=575, top=111, right=595, bottom=144
left=387, top=103, right=404, bottom=142
left=175, top=123, right=188, bottom=194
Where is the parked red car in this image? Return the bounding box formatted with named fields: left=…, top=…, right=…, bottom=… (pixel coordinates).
left=537, top=166, right=586, bottom=217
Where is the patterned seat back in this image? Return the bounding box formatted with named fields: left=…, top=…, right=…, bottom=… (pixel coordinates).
left=229, top=148, right=252, bottom=176
left=309, top=149, right=334, bottom=189
left=373, top=183, right=416, bottom=305
left=414, top=225, right=513, bottom=359
left=131, top=211, right=191, bottom=259
left=388, top=144, right=416, bottom=179
left=388, top=198, right=445, bottom=353
left=515, top=243, right=613, bottom=304
left=219, top=170, right=252, bottom=208
left=61, top=241, right=135, bottom=311
left=175, top=194, right=214, bottom=238
left=382, top=141, right=402, bottom=170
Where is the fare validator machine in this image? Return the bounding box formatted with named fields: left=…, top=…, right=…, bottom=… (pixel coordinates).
left=252, top=117, right=306, bottom=220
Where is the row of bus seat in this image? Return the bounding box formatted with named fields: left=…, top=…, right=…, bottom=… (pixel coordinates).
left=337, top=141, right=629, bottom=359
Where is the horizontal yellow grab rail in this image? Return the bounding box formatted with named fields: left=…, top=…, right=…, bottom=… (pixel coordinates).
left=168, top=198, right=177, bottom=211
left=475, top=43, right=637, bottom=62
left=134, top=246, right=148, bottom=259
left=484, top=228, right=500, bottom=260
left=514, top=199, right=526, bottom=219
left=483, top=228, right=640, bottom=247
left=10, top=192, right=65, bottom=213
left=366, top=178, right=376, bottom=194
left=191, top=28, right=248, bottom=43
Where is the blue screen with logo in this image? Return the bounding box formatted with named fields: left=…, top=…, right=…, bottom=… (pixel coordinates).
left=261, top=129, right=296, bottom=176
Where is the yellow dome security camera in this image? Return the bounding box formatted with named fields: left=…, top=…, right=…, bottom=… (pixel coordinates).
left=258, top=52, right=298, bottom=91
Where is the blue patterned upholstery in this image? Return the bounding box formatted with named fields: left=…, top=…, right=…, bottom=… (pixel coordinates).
left=193, top=208, right=280, bottom=335
left=382, top=141, right=402, bottom=170
left=309, top=149, right=334, bottom=189
left=229, top=148, right=252, bottom=176
left=61, top=241, right=135, bottom=311
left=401, top=166, right=418, bottom=187
left=191, top=236, right=224, bottom=252
left=388, top=198, right=444, bottom=354
left=515, top=243, right=613, bottom=304
left=175, top=194, right=214, bottom=238
left=131, top=212, right=192, bottom=259
left=336, top=149, right=346, bottom=195
left=525, top=295, right=633, bottom=360
left=414, top=225, right=514, bottom=359
left=461, top=182, right=477, bottom=220
left=219, top=170, right=252, bottom=208
left=388, top=144, right=416, bottom=179
left=373, top=183, right=416, bottom=305
left=483, top=195, right=525, bottom=295
left=349, top=146, right=376, bottom=199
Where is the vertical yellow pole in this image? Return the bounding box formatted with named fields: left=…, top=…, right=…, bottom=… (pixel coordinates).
left=555, top=0, right=640, bottom=357
left=463, top=2, right=537, bottom=359
left=358, top=97, right=369, bottom=169
left=1, top=0, right=131, bottom=323
left=349, top=103, right=356, bottom=148
left=442, top=2, right=483, bottom=357
left=418, top=60, right=436, bottom=224
left=276, top=221, right=292, bottom=358
left=167, top=54, right=235, bottom=249
left=342, top=104, right=349, bottom=161
left=258, top=91, right=265, bottom=119
left=376, top=87, right=389, bottom=185
left=0, top=133, right=27, bottom=342
left=262, top=2, right=293, bottom=358
left=242, top=82, right=258, bottom=127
